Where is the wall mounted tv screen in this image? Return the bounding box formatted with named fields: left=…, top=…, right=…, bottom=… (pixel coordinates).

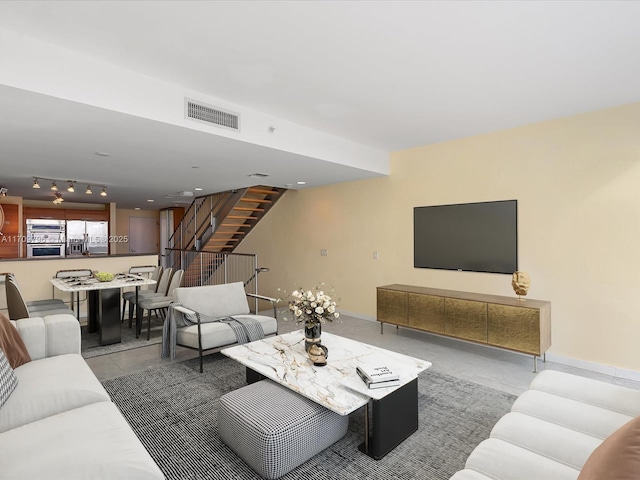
left=414, top=200, right=517, bottom=274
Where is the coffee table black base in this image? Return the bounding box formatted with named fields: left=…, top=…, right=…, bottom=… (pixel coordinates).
left=358, top=378, right=419, bottom=460
left=246, top=367, right=267, bottom=384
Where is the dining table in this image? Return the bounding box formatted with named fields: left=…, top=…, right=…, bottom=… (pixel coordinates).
left=50, top=273, right=157, bottom=345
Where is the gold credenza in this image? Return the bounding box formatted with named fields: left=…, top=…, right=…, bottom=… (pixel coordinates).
left=377, top=284, right=551, bottom=370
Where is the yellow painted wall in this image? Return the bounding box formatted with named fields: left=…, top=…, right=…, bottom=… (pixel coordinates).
left=0, top=254, right=158, bottom=317
left=238, top=102, right=640, bottom=373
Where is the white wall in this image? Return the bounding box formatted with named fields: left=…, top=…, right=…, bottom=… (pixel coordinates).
left=0, top=28, right=388, bottom=175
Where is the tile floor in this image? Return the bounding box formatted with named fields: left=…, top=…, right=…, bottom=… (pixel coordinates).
left=86, top=312, right=640, bottom=396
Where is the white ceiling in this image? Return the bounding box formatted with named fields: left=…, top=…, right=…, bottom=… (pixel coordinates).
left=1, top=1, right=640, bottom=208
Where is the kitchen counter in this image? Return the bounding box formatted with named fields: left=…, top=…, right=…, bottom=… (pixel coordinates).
left=0, top=252, right=156, bottom=262
left=0, top=254, right=159, bottom=318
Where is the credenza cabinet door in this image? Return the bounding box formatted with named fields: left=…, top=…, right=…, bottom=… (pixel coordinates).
left=408, top=293, right=445, bottom=334
left=376, top=285, right=550, bottom=359
left=444, top=298, right=487, bottom=343
left=377, top=289, right=409, bottom=326
left=487, top=304, right=541, bottom=355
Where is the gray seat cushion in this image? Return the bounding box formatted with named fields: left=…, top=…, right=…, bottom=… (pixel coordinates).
left=176, top=314, right=277, bottom=350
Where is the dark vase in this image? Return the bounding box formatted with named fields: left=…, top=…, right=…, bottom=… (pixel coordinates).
left=304, top=322, right=321, bottom=352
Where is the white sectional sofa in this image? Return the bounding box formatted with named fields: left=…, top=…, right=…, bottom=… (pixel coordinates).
left=451, top=369, right=640, bottom=480
left=0, top=314, right=164, bottom=480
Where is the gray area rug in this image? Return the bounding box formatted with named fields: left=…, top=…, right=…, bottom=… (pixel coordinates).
left=81, top=321, right=163, bottom=359
left=102, top=355, right=515, bottom=480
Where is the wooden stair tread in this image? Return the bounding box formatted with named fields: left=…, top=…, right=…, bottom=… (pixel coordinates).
left=211, top=232, right=245, bottom=237
left=248, top=188, right=281, bottom=195
left=239, top=198, right=272, bottom=204
left=233, top=207, right=264, bottom=212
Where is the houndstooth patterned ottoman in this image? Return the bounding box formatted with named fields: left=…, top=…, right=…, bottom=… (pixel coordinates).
left=218, top=379, right=349, bottom=479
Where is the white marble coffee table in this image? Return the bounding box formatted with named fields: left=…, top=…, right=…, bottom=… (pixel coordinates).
left=222, top=330, right=431, bottom=459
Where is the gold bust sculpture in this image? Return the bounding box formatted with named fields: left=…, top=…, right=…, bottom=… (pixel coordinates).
left=512, top=271, right=531, bottom=299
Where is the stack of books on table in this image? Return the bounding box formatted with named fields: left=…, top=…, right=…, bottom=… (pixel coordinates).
left=356, top=364, right=400, bottom=389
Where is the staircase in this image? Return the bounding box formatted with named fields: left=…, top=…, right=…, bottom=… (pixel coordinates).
left=167, top=185, right=286, bottom=286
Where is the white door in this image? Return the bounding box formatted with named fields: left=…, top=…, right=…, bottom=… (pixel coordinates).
left=129, top=217, right=158, bottom=254
left=159, top=209, right=174, bottom=268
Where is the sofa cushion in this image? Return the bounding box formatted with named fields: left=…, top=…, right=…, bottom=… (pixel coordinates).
left=0, top=349, right=18, bottom=408
left=0, top=353, right=110, bottom=433
left=464, top=438, right=580, bottom=480
left=577, top=416, right=640, bottom=480
left=0, top=402, right=164, bottom=479
left=11, top=315, right=81, bottom=360
left=512, top=390, right=634, bottom=440
left=490, top=412, right=602, bottom=470
left=530, top=370, right=640, bottom=417
left=0, top=312, right=31, bottom=368
left=450, top=470, right=496, bottom=480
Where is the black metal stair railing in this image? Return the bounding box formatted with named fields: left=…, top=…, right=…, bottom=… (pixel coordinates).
left=165, top=186, right=285, bottom=281
left=167, top=192, right=232, bottom=252
left=165, top=248, right=270, bottom=312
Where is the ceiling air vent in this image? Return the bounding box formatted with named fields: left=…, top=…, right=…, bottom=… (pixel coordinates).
left=185, top=98, right=240, bottom=131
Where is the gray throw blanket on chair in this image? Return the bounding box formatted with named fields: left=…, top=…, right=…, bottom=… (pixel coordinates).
left=161, top=303, right=265, bottom=359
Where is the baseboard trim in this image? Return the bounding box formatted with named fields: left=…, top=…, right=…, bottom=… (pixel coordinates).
left=545, top=353, right=640, bottom=382
left=338, top=309, right=377, bottom=323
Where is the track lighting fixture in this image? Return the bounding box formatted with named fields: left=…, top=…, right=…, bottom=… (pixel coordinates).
left=52, top=192, right=64, bottom=204
left=0, top=187, right=7, bottom=197
left=33, top=177, right=107, bottom=199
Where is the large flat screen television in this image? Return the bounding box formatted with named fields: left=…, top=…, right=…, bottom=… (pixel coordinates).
left=414, top=200, right=517, bottom=274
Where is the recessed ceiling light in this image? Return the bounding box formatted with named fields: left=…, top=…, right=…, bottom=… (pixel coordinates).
left=95, top=152, right=110, bottom=157
left=297, top=181, right=306, bottom=185
left=194, top=187, right=203, bottom=191
left=134, top=207, right=141, bottom=210
left=147, top=199, right=154, bottom=202
left=249, top=173, right=270, bottom=178
left=191, top=166, right=199, bottom=169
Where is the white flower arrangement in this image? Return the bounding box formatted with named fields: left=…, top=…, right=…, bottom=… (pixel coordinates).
left=286, top=285, right=339, bottom=327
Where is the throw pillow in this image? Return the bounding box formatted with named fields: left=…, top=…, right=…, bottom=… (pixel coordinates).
left=0, top=348, right=19, bottom=407
left=577, top=415, right=640, bottom=480
left=0, top=311, right=31, bottom=368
